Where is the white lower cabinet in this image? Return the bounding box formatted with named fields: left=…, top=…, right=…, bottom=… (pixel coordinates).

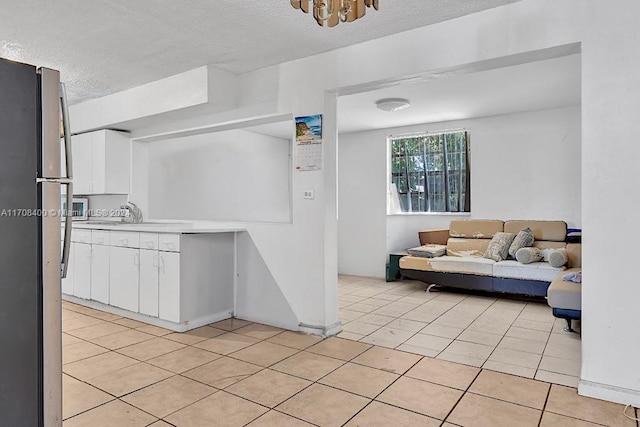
left=158, top=252, right=180, bottom=323
left=73, top=243, right=92, bottom=299
left=139, top=249, right=159, bottom=317
left=62, top=228, right=234, bottom=331
left=91, top=244, right=110, bottom=304
left=109, top=246, right=139, bottom=312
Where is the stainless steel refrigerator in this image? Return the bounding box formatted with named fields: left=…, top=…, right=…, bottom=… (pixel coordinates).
left=0, top=57, right=73, bottom=426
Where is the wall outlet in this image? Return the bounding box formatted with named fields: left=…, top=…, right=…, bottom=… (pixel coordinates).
left=303, top=190, right=315, bottom=200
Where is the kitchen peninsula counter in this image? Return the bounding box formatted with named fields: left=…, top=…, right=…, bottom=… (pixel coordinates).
left=71, top=220, right=246, bottom=234
left=62, top=220, right=243, bottom=332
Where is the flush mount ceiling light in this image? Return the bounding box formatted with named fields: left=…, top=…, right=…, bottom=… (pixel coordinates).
left=291, top=0, right=379, bottom=27
left=375, top=98, right=411, bottom=112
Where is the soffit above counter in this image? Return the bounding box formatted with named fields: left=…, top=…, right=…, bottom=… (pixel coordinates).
left=69, top=65, right=238, bottom=134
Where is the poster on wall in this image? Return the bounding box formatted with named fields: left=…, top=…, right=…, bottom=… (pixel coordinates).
left=294, top=114, right=322, bottom=171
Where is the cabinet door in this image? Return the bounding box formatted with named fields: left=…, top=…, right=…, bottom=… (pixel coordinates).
left=91, top=244, right=110, bottom=304
left=158, top=252, right=180, bottom=322
left=109, top=247, right=139, bottom=312
left=73, top=243, right=92, bottom=299
left=71, top=133, right=92, bottom=195
left=91, top=131, right=106, bottom=194
left=103, top=130, right=131, bottom=194
left=90, top=130, right=131, bottom=195
left=61, top=242, right=74, bottom=296
left=139, top=249, right=159, bottom=317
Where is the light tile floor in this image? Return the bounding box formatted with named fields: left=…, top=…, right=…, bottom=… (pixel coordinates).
left=61, top=299, right=638, bottom=426
left=336, top=275, right=582, bottom=387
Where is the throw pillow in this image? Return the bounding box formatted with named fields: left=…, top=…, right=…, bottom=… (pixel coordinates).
left=515, top=247, right=542, bottom=264
left=483, top=232, right=516, bottom=261
left=548, top=248, right=568, bottom=268
left=508, top=227, right=534, bottom=259
left=407, top=244, right=447, bottom=258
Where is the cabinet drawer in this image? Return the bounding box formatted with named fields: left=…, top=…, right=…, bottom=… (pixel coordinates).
left=159, top=234, right=180, bottom=252
left=91, top=230, right=110, bottom=246
left=139, top=233, right=159, bottom=250
left=71, top=229, right=92, bottom=243
left=110, top=231, right=140, bottom=248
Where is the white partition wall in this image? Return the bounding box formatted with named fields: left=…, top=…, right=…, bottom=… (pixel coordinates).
left=147, top=129, right=291, bottom=223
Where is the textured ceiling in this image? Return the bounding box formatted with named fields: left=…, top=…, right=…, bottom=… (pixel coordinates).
left=0, top=0, right=520, bottom=104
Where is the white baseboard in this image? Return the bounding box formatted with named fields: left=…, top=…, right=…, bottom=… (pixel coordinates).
left=63, top=294, right=344, bottom=337
left=63, top=295, right=232, bottom=333
left=579, top=379, right=640, bottom=407
left=298, top=321, right=343, bottom=337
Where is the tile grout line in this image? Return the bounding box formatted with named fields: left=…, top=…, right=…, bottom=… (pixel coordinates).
left=118, top=329, right=296, bottom=425
left=533, top=318, right=556, bottom=381
left=354, top=291, right=475, bottom=353
left=64, top=368, right=173, bottom=424
left=173, top=334, right=362, bottom=424
left=472, top=301, right=530, bottom=375
left=64, top=279, right=584, bottom=424
left=537, top=383, right=552, bottom=427
left=64, top=317, right=272, bottom=423
left=441, top=366, right=484, bottom=425
left=337, top=350, right=431, bottom=426
left=340, top=282, right=580, bottom=386
left=425, top=292, right=508, bottom=361
left=230, top=339, right=365, bottom=425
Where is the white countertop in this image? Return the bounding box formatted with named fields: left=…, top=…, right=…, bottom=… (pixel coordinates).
left=70, top=220, right=246, bottom=234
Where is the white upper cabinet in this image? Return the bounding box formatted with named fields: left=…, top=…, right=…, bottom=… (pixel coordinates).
left=72, top=129, right=130, bottom=195
left=71, top=133, right=92, bottom=195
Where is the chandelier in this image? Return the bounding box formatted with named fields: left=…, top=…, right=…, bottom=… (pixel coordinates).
left=291, top=0, right=379, bottom=27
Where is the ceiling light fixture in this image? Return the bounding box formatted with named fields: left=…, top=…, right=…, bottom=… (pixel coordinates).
left=376, top=98, right=411, bottom=112
left=291, top=0, right=379, bottom=27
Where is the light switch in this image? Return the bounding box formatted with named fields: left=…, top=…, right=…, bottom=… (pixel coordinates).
left=303, top=190, right=315, bottom=200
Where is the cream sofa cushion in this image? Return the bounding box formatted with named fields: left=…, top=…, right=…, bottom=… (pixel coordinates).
left=547, top=268, right=582, bottom=311
left=504, top=220, right=567, bottom=242
left=449, top=219, right=504, bottom=239
left=493, top=260, right=565, bottom=282
left=566, top=243, right=582, bottom=268
left=533, top=241, right=566, bottom=250
left=446, top=238, right=490, bottom=257
left=400, top=255, right=495, bottom=276
left=429, top=256, right=495, bottom=276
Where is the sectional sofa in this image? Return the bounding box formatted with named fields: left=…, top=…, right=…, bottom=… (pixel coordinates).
left=398, top=219, right=581, bottom=298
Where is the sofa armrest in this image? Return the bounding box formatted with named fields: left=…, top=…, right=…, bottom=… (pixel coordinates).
left=566, top=243, right=581, bottom=268
left=419, top=229, right=450, bottom=245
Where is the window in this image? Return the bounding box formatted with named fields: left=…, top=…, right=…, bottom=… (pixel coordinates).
left=390, top=130, right=470, bottom=213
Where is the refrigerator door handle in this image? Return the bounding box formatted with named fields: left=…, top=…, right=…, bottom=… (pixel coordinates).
left=60, top=82, right=73, bottom=279
left=60, top=82, right=73, bottom=180
left=61, top=185, right=73, bottom=279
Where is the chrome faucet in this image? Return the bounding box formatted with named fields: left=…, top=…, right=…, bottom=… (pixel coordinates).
left=120, top=201, right=143, bottom=224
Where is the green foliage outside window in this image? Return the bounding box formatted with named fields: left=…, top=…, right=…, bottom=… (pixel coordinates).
left=390, top=131, right=470, bottom=213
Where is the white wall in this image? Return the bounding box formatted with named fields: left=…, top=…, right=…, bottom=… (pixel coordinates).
left=337, top=123, right=388, bottom=278
left=338, top=106, right=582, bottom=278
left=579, top=0, right=640, bottom=405
left=146, top=129, right=291, bottom=223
